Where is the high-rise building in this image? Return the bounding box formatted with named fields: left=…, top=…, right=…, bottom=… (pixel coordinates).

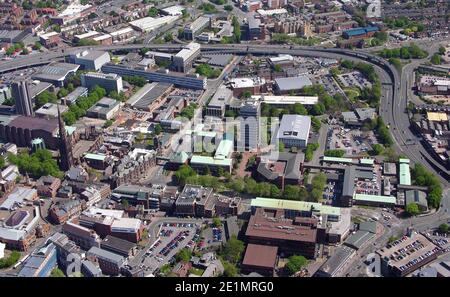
left=238, top=100, right=261, bottom=151
left=57, top=106, right=74, bottom=171
left=11, top=80, right=34, bottom=116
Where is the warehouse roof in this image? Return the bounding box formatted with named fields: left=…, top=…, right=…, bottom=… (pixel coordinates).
left=32, top=62, right=80, bottom=82
left=190, top=155, right=232, bottom=167
left=353, top=194, right=396, bottom=205
left=87, top=246, right=125, bottom=265
left=277, top=114, right=311, bottom=141
left=242, top=244, right=278, bottom=269
left=323, top=156, right=354, bottom=164
left=251, top=197, right=341, bottom=217
left=344, top=230, right=375, bottom=250
left=127, top=82, right=172, bottom=110
left=252, top=95, right=318, bottom=105
left=399, top=160, right=411, bottom=186
left=274, top=76, right=312, bottom=91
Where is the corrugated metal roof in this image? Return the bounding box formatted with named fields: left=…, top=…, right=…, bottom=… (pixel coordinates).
left=251, top=197, right=341, bottom=216
left=353, top=193, right=396, bottom=204
left=323, top=156, right=354, bottom=163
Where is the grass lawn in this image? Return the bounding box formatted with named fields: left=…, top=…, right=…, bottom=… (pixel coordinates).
left=343, top=87, right=360, bottom=102
left=189, top=267, right=205, bottom=276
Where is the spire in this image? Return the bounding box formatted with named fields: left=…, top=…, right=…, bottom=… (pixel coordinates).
left=57, top=104, right=74, bottom=171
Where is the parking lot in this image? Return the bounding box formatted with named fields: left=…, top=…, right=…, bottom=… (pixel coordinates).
left=197, top=225, right=225, bottom=251
left=337, top=71, right=372, bottom=89
left=317, top=75, right=343, bottom=96
left=323, top=180, right=341, bottom=205
left=326, top=126, right=378, bottom=155
left=139, top=222, right=201, bottom=274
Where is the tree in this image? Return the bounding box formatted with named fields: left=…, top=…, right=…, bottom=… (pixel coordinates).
left=222, top=260, right=238, bottom=277
left=8, top=149, right=62, bottom=178
left=103, top=119, right=114, bottom=128
left=232, top=16, right=241, bottom=43
left=57, top=88, right=69, bottom=98
left=154, top=123, right=162, bottom=135
left=36, top=90, right=58, bottom=107
left=50, top=268, right=65, bottom=277
left=405, top=203, right=420, bottom=216
left=224, top=4, right=233, bottom=11
left=0, top=251, right=21, bottom=269
left=241, top=91, right=252, bottom=99
left=438, top=46, right=446, bottom=55
left=195, top=64, right=221, bottom=79
left=164, top=33, right=173, bottom=42
left=324, top=149, right=345, bottom=157
left=220, top=235, right=244, bottom=264
left=212, top=217, right=222, bottom=228
left=148, top=7, right=159, bottom=17
left=438, top=224, right=449, bottom=234
left=0, top=156, right=5, bottom=169
left=278, top=142, right=285, bottom=152
left=371, top=144, right=385, bottom=155
left=176, top=248, right=192, bottom=263
left=285, top=255, right=307, bottom=275
left=175, top=165, right=196, bottom=186
left=431, top=54, right=442, bottom=65
left=273, top=64, right=282, bottom=72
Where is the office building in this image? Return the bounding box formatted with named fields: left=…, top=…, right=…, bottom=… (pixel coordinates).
left=205, top=84, right=233, bottom=118
left=172, top=42, right=201, bottom=73
left=111, top=184, right=159, bottom=210
left=31, top=63, right=80, bottom=87
left=238, top=100, right=261, bottom=150
left=87, top=246, right=126, bottom=276
left=102, top=64, right=207, bottom=90
left=277, top=114, right=311, bottom=149
left=175, top=185, right=214, bottom=217
left=81, top=72, right=123, bottom=93
left=17, top=244, right=57, bottom=277
left=62, top=221, right=101, bottom=250
left=70, top=50, right=111, bottom=71
left=86, top=97, right=121, bottom=120
left=274, top=76, right=312, bottom=94
left=100, top=235, right=137, bottom=259
left=245, top=207, right=318, bottom=258
left=35, top=103, right=69, bottom=119
left=257, top=152, right=304, bottom=189
left=184, top=16, right=210, bottom=40
left=241, top=244, right=278, bottom=276
left=11, top=80, right=33, bottom=116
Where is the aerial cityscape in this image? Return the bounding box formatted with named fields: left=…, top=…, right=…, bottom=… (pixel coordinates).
left=0, top=0, right=450, bottom=281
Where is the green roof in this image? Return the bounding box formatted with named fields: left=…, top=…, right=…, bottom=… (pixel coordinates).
left=323, top=156, right=354, bottom=164
left=399, top=163, right=411, bottom=185
left=190, top=155, right=232, bottom=167
left=84, top=153, right=107, bottom=161
left=215, top=139, right=233, bottom=159
left=252, top=197, right=341, bottom=217
left=353, top=193, right=396, bottom=205
left=359, top=158, right=374, bottom=165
